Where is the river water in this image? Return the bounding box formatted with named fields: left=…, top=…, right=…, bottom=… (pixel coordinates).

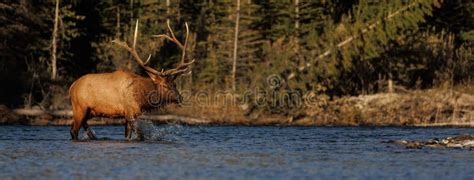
left=0, top=124, right=473, bottom=179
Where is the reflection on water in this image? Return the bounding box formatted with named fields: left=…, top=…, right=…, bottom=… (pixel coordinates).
left=0, top=124, right=474, bottom=179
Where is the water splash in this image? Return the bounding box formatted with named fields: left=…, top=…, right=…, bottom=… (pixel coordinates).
left=136, top=120, right=182, bottom=141
left=81, top=129, right=97, bottom=140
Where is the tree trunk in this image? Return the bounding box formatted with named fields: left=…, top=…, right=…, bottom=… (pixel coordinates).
left=50, top=0, right=60, bottom=80
left=388, top=79, right=393, bottom=93
left=127, top=0, right=134, bottom=70
left=116, top=6, right=121, bottom=38
left=232, top=0, right=241, bottom=91
left=166, top=0, right=170, bottom=25
left=294, top=0, right=300, bottom=49
left=294, top=0, right=299, bottom=29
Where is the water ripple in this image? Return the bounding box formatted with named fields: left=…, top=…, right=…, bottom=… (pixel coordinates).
left=0, top=125, right=474, bottom=179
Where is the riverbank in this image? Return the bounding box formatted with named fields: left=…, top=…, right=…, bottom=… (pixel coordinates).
left=165, top=88, right=474, bottom=127
left=1, top=87, right=473, bottom=127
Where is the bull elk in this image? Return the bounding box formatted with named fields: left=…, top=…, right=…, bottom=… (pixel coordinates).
left=69, top=20, right=194, bottom=140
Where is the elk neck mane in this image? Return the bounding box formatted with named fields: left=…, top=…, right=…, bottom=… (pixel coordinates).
left=114, top=69, right=158, bottom=110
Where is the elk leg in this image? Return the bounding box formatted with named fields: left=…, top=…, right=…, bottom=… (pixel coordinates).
left=82, top=122, right=97, bottom=140
left=70, top=121, right=81, bottom=140
left=134, top=121, right=145, bottom=141
left=126, top=119, right=144, bottom=141
left=125, top=120, right=133, bottom=140
left=70, top=107, right=86, bottom=140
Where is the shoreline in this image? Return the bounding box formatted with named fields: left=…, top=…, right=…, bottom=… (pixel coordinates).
left=3, top=111, right=474, bottom=128
left=2, top=88, right=473, bottom=127
left=2, top=118, right=474, bottom=127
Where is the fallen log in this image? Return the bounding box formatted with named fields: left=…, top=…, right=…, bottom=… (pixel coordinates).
left=141, top=114, right=211, bottom=124
left=11, top=108, right=210, bottom=125
left=13, top=108, right=73, bottom=117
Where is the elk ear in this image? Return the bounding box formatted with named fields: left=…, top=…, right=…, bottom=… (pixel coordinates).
left=146, top=72, right=165, bottom=84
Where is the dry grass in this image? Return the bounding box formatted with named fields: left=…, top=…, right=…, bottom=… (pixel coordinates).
left=166, top=87, right=474, bottom=126
left=301, top=88, right=474, bottom=126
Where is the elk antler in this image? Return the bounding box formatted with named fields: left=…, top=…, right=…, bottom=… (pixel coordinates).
left=112, top=20, right=194, bottom=77
left=112, top=20, right=158, bottom=76
left=153, top=21, right=195, bottom=77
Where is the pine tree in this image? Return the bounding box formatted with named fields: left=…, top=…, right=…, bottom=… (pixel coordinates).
left=291, top=0, right=443, bottom=94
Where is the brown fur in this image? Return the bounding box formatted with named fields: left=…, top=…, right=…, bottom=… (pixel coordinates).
left=69, top=69, right=180, bottom=140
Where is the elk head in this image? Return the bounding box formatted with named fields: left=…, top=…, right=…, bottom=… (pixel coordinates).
left=112, top=20, right=194, bottom=106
